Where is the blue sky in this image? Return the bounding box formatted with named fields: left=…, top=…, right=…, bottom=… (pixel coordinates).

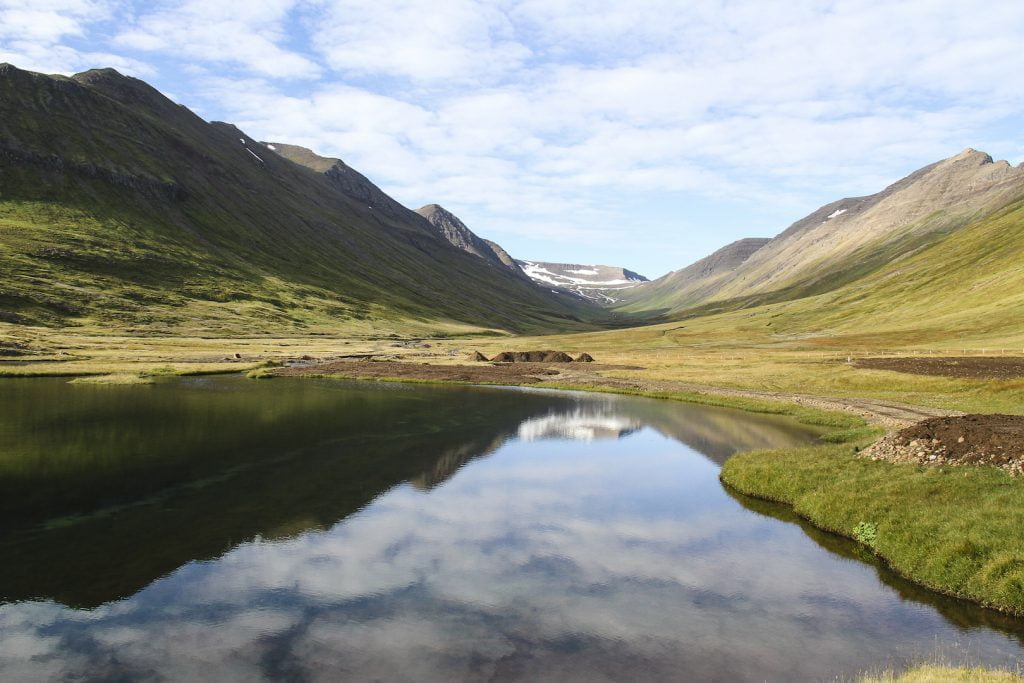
left=2, top=0, right=1023, bottom=278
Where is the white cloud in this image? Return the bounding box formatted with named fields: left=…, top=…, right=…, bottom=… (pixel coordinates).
left=310, top=0, right=530, bottom=83
left=114, top=0, right=321, bottom=79
left=1, top=0, right=1023, bottom=271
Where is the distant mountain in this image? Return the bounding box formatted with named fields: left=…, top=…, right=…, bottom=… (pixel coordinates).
left=615, top=238, right=768, bottom=314
left=413, top=205, right=646, bottom=304
left=414, top=204, right=530, bottom=280
left=0, top=64, right=599, bottom=334
left=517, top=261, right=648, bottom=304
left=619, top=148, right=1024, bottom=318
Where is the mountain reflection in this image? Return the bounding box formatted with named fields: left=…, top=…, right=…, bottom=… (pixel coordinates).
left=2, top=378, right=1024, bottom=681
left=0, top=379, right=820, bottom=608
left=517, top=409, right=641, bottom=441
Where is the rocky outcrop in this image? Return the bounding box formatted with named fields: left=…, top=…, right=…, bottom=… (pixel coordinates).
left=415, top=204, right=530, bottom=279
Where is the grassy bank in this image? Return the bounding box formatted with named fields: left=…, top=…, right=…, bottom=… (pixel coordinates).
left=721, top=442, right=1024, bottom=615
left=862, top=665, right=1023, bottom=681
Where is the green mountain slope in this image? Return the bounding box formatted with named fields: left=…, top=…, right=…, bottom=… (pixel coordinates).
left=763, top=195, right=1024, bottom=345
left=0, top=64, right=599, bottom=335
left=619, top=149, right=1024, bottom=323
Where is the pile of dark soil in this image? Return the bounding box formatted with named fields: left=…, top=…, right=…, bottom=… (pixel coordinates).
left=865, top=414, right=1024, bottom=475
left=471, top=351, right=489, bottom=361
left=575, top=353, right=595, bottom=363
left=491, top=350, right=575, bottom=363
left=853, top=356, right=1024, bottom=379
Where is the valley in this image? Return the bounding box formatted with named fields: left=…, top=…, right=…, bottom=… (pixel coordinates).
left=2, top=59, right=1024, bottom=682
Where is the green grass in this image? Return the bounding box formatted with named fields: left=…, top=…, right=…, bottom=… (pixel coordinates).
left=68, top=373, right=154, bottom=385
left=861, top=665, right=1023, bottom=682
left=721, top=442, right=1024, bottom=615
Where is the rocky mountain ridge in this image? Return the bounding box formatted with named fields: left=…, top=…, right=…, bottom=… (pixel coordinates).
left=414, top=204, right=530, bottom=280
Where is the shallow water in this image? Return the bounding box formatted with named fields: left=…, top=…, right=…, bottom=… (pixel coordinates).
left=1, top=376, right=1022, bottom=681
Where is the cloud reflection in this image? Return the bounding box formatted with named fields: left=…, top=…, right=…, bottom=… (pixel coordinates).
left=2, top=425, right=1023, bottom=681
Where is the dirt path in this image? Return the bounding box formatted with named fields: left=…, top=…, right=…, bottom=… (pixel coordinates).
left=280, top=360, right=959, bottom=428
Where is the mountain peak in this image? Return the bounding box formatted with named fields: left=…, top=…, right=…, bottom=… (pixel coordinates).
left=950, top=147, right=994, bottom=165
left=415, top=204, right=531, bottom=280
left=72, top=67, right=129, bottom=82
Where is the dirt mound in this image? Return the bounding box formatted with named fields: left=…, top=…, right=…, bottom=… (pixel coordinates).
left=490, top=350, right=575, bottom=363
left=471, top=351, right=488, bottom=362
left=865, top=414, right=1024, bottom=475
left=575, top=353, right=595, bottom=362
left=853, top=356, right=1024, bottom=379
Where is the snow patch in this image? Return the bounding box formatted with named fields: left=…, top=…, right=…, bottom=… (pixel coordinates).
left=567, top=268, right=598, bottom=275
left=245, top=148, right=264, bottom=163
left=825, top=208, right=847, bottom=220
left=265, top=144, right=277, bottom=151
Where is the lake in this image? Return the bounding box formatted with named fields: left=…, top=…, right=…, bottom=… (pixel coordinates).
left=1, top=376, right=1023, bottom=681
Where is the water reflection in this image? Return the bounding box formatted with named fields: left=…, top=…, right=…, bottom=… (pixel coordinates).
left=1, top=378, right=1022, bottom=681
left=517, top=408, right=641, bottom=441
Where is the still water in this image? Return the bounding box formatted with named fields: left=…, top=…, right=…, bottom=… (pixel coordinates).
left=1, top=376, right=1023, bottom=681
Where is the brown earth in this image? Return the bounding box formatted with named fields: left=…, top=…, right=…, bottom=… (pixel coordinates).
left=853, top=356, right=1024, bottom=379
left=491, top=350, right=575, bottom=363
left=276, top=359, right=958, bottom=427
left=865, top=414, right=1024, bottom=475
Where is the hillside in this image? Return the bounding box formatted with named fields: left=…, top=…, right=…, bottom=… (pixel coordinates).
left=615, top=238, right=769, bottom=314
left=517, top=261, right=648, bottom=303
left=618, top=149, right=1024, bottom=319
left=0, top=64, right=598, bottom=336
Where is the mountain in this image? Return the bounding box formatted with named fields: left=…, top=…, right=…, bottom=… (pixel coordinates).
left=414, top=204, right=530, bottom=280
left=619, top=148, right=1024, bottom=319
left=0, top=64, right=599, bottom=335
left=615, top=238, right=769, bottom=314
left=516, top=261, right=648, bottom=303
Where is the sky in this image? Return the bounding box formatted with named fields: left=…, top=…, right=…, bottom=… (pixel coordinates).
left=1, top=0, right=1023, bottom=278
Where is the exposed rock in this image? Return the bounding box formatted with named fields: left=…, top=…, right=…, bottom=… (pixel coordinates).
left=416, top=204, right=530, bottom=280
left=575, top=353, right=595, bottom=362
left=471, top=351, right=488, bottom=362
